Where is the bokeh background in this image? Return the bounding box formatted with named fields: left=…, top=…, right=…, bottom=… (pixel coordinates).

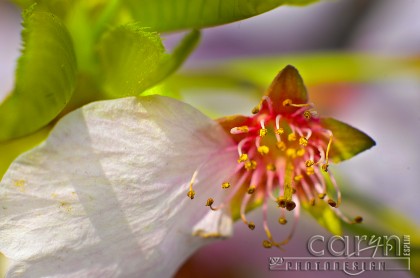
left=1, top=0, right=419, bottom=277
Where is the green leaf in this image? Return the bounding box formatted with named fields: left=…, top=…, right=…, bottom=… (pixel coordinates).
left=141, top=30, right=201, bottom=90
left=303, top=201, right=342, bottom=235
left=320, top=118, right=376, bottom=163
left=122, top=0, right=316, bottom=32
left=279, top=0, right=319, bottom=6
left=98, top=24, right=165, bottom=97
left=98, top=26, right=200, bottom=98
left=0, top=6, right=77, bottom=142
left=0, top=127, right=51, bottom=180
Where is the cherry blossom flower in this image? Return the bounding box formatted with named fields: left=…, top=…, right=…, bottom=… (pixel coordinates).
left=188, top=65, right=375, bottom=248
left=0, top=65, right=375, bottom=277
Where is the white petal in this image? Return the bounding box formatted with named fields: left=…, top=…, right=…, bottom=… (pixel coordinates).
left=0, top=96, right=237, bottom=278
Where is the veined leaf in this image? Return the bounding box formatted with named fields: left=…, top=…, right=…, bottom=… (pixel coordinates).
left=122, top=0, right=318, bottom=32
left=143, top=30, right=201, bottom=89
left=98, top=24, right=164, bottom=97
left=98, top=26, right=200, bottom=97
left=0, top=7, right=77, bottom=142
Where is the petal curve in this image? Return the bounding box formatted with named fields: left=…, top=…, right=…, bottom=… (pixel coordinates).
left=0, top=96, right=237, bottom=277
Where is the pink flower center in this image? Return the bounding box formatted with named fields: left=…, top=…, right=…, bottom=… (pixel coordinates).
left=188, top=96, right=362, bottom=248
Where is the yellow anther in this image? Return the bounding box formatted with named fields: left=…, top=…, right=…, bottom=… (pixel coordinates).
left=266, top=164, right=276, bottom=171
left=318, top=193, right=326, bottom=199
left=257, top=145, right=269, bottom=155
left=278, top=217, right=287, bottom=225
left=321, top=163, right=329, bottom=172
left=288, top=133, right=297, bottom=141
left=259, top=128, right=268, bottom=137
left=276, top=141, right=286, bottom=151
left=263, top=240, right=272, bottom=248
left=221, top=182, right=230, bottom=189
left=206, top=198, right=214, bottom=207
left=296, top=148, right=305, bottom=157
left=275, top=128, right=284, bottom=135
left=306, top=166, right=315, bottom=175
left=309, top=198, right=315, bottom=206
left=187, top=190, right=195, bottom=199
left=252, top=103, right=262, bottom=114
left=299, top=137, right=308, bottom=146
left=354, top=216, right=363, bottom=224
left=305, top=160, right=314, bottom=167
left=237, top=153, right=248, bottom=163
left=231, top=126, right=250, bottom=134
left=328, top=199, right=337, bottom=208
left=244, top=160, right=257, bottom=171
left=303, top=110, right=312, bottom=119
left=247, top=185, right=256, bottom=194
left=276, top=196, right=286, bottom=208
left=282, top=99, right=292, bottom=106
left=286, top=148, right=296, bottom=158
left=248, top=222, right=256, bottom=230
left=294, top=175, right=303, bottom=182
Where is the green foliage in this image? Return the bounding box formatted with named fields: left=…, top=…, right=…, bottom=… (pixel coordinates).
left=98, top=25, right=165, bottom=97
left=122, top=0, right=312, bottom=32
left=0, top=6, right=77, bottom=142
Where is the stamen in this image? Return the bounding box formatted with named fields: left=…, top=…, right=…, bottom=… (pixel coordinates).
left=276, top=141, right=286, bottom=151
left=262, top=240, right=272, bottom=248
left=294, top=175, right=303, bottom=182
left=283, top=99, right=311, bottom=108
left=244, top=160, right=257, bottom=171
left=305, top=160, right=314, bottom=167
left=247, top=185, right=256, bottom=194
left=333, top=208, right=364, bottom=225
left=206, top=198, right=214, bottom=207
left=286, top=148, right=296, bottom=158
left=327, top=199, right=337, bottom=207
left=262, top=96, right=274, bottom=114
left=325, top=169, right=342, bottom=208
left=278, top=217, right=287, bottom=225
left=237, top=137, right=252, bottom=157
left=296, top=148, right=305, bottom=157
left=221, top=182, right=230, bottom=189
left=211, top=171, right=251, bottom=211
left=266, top=164, right=276, bottom=171
left=324, top=133, right=333, bottom=168
left=303, top=109, right=318, bottom=120
left=230, top=126, right=249, bottom=134
left=288, top=133, right=297, bottom=141
left=275, top=115, right=284, bottom=138
left=354, top=216, right=363, bottom=223
left=259, top=120, right=268, bottom=137
left=257, top=145, right=270, bottom=155
left=299, top=137, right=308, bottom=146
left=286, top=201, right=296, bottom=211
left=237, top=153, right=248, bottom=163
left=306, top=166, right=315, bottom=175
left=187, top=170, right=198, bottom=199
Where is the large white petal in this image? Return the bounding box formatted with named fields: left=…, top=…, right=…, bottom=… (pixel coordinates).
left=0, top=96, right=237, bottom=278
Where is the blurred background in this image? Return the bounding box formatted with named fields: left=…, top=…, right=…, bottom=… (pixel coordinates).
left=1, top=0, right=419, bottom=277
